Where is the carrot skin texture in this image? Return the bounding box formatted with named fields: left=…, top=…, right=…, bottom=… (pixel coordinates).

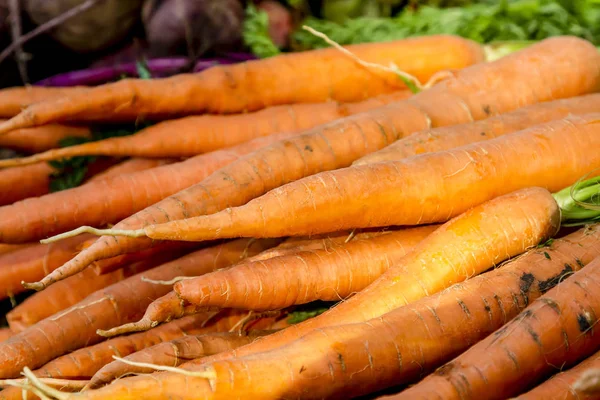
left=42, top=37, right=600, bottom=290
left=88, top=330, right=271, bottom=388
left=73, top=223, right=600, bottom=400
left=391, top=259, right=600, bottom=400
left=0, top=131, right=293, bottom=244
left=516, top=349, right=600, bottom=400
left=0, top=35, right=483, bottom=131
left=0, top=234, right=93, bottom=301
left=0, top=91, right=411, bottom=166
left=174, top=225, right=437, bottom=311
left=0, top=328, right=12, bottom=343
left=357, top=92, right=600, bottom=165
left=183, top=187, right=560, bottom=366
left=0, top=123, right=91, bottom=153
left=143, top=113, right=597, bottom=242
left=6, top=247, right=189, bottom=332
left=0, top=162, right=54, bottom=206
left=0, top=86, right=82, bottom=118
left=0, top=239, right=277, bottom=379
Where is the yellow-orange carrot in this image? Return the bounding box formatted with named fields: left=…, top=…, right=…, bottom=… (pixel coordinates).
left=6, top=247, right=189, bottom=333
left=0, top=92, right=411, bottom=167
left=89, top=330, right=273, bottom=389
left=0, top=131, right=293, bottom=244
left=104, top=225, right=435, bottom=336
left=35, top=37, right=600, bottom=290
left=392, top=258, right=600, bottom=400
left=179, top=187, right=561, bottom=364
left=0, top=36, right=483, bottom=133
left=0, top=122, right=90, bottom=153
left=0, top=238, right=277, bottom=379
left=72, top=222, right=600, bottom=400
left=516, top=349, right=600, bottom=400
left=0, top=86, right=83, bottom=118
left=357, top=93, right=600, bottom=165
left=0, top=234, right=93, bottom=300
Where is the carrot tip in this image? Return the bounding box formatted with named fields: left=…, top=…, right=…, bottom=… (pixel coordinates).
left=41, top=226, right=146, bottom=244
left=97, top=318, right=158, bottom=337
left=112, top=356, right=216, bottom=379
left=21, top=281, right=44, bottom=291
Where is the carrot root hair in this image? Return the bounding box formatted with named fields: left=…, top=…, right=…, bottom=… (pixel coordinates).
left=96, top=317, right=159, bottom=338
left=111, top=356, right=215, bottom=379
left=40, top=226, right=146, bottom=244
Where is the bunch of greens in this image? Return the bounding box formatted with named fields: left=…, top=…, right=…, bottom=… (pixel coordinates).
left=243, top=3, right=282, bottom=59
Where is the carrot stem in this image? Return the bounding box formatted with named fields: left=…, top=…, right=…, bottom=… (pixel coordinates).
left=552, top=174, right=600, bottom=226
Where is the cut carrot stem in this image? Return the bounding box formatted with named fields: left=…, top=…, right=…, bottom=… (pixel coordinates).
left=34, top=36, right=600, bottom=290
left=357, top=93, right=600, bottom=165
left=0, top=91, right=411, bottom=168
left=67, top=222, right=600, bottom=400
left=390, top=256, right=600, bottom=400
left=0, top=35, right=484, bottom=132
left=0, top=239, right=278, bottom=379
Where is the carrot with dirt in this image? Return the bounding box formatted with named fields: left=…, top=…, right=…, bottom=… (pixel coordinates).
left=0, top=238, right=278, bottom=379
left=516, top=349, right=600, bottom=400
left=34, top=37, right=600, bottom=291
left=88, top=330, right=276, bottom=389
left=0, top=122, right=90, bottom=153
left=0, top=86, right=83, bottom=118
left=6, top=247, right=191, bottom=333
left=71, top=190, right=600, bottom=400
left=390, top=258, right=600, bottom=399
left=107, top=225, right=436, bottom=335
left=357, top=92, right=600, bottom=165
left=0, top=35, right=484, bottom=133
left=0, top=131, right=293, bottom=244
left=0, top=91, right=411, bottom=167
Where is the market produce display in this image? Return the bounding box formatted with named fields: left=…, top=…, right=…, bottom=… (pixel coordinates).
left=2, top=2, right=600, bottom=400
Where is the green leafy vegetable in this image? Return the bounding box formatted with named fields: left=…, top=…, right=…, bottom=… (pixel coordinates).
left=136, top=59, right=152, bottom=80
left=287, top=301, right=336, bottom=324
left=292, top=0, right=600, bottom=50
left=243, top=3, right=281, bottom=58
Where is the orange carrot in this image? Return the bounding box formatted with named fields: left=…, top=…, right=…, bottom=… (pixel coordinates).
left=73, top=222, right=600, bottom=400
left=0, top=234, right=93, bottom=300
left=34, top=37, right=600, bottom=290
left=176, top=187, right=561, bottom=364
left=85, top=158, right=173, bottom=181
left=0, top=36, right=483, bottom=133
left=0, top=162, right=54, bottom=206
left=0, top=239, right=276, bottom=379
left=0, top=243, right=31, bottom=256
left=0, top=86, right=82, bottom=118
left=88, top=330, right=274, bottom=389
left=0, top=122, right=90, bottom=153
left=391, top=258, right=600, bottom=400
left=357, top=93, right=600, bottom=165
left=0, top=131, right=293, bottom=244
left=0, top=328, right=12, bottom=343
left=516, top=349, right=600, bottom=400
left=102, top=225, right=434, bottom=336
left=0, top=91, right=411, bottom=167
left=6, top=246, right=191, bottom=333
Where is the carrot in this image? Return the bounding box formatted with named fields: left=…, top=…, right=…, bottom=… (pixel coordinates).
left=0, top=234, right=93, bottom=301
left=0, top=131, right=293, bottom=244
left=71, top=223, right=600, bottom=400
left=516, top=349, right=600, bottom=400
left=177, top=187, right=563, bottom=365
left=0, top=243, right=31, bottom=256
left=357, top=92, right=600, bottom=165
left=144, top=225, right=436, bottom=331
left=0, top=328, right=12, bottom=343
left=6, top=247, right=190, bottom=333
left=0, top=36, right=484, bottom=133
left=0, top=86, right=82, bottom=118
left=391, top=259, right=600, bottom=400
left=84, top=158, right=173, bottom=181
left=0, top=91, right=411, bottom=167
left=0, top=238, right=277, bottom=379
left=33, top=311, right=245, bottom=381
left=0, top=122, right=91, bottom=154
left=34, top=37, right=600, bottom=291
left=88, top=330, right=274, bottom=389
left=0, top=162, right=54, bottom=206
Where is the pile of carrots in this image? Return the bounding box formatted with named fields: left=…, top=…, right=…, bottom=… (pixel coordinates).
left=1, top=33, right=600, bottom=399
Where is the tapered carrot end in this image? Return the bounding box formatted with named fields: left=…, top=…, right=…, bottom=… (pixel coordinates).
left=0, top=113, right=32, bottom=136
left=97, top=318, right=158, bottom=337
left=21, top=280, right=45, bottom=292
left=41, top=226, right=147, bottom=244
